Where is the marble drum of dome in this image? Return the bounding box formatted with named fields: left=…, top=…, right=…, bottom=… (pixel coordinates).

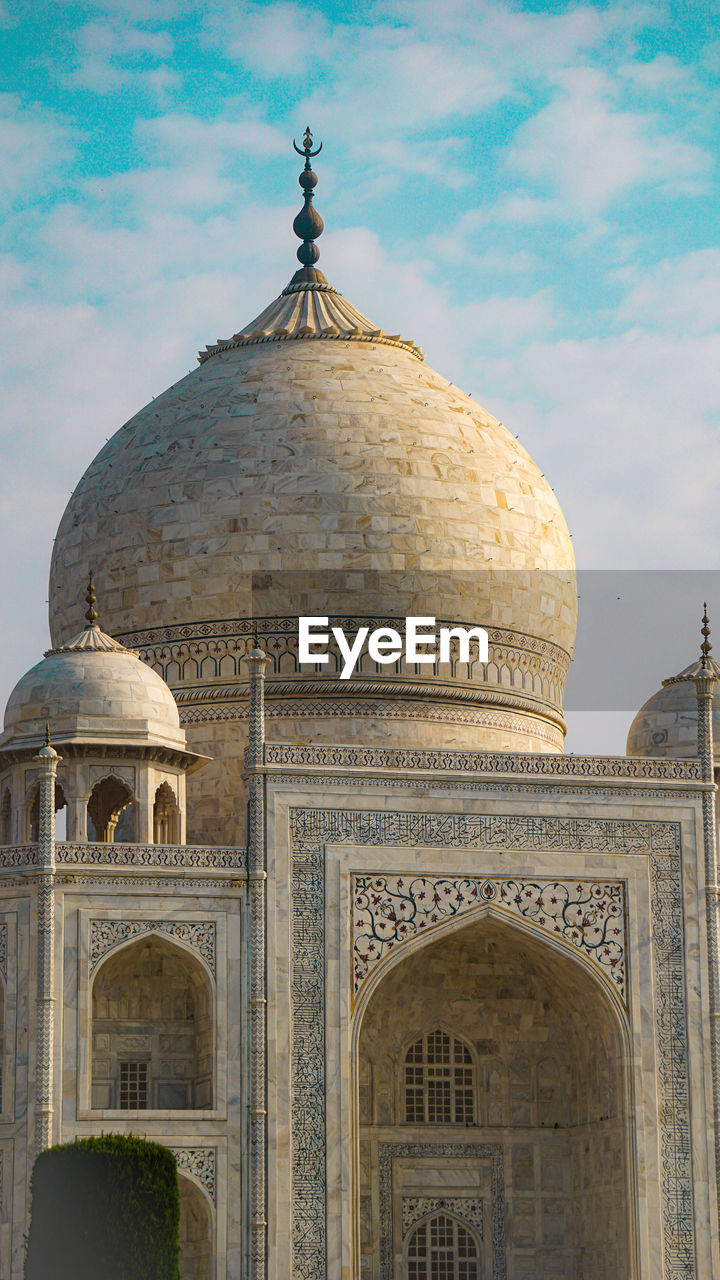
left=48, top=142, right=576, bottom=841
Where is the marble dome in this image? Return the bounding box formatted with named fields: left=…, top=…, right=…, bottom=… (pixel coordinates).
left=47, top=150, right=577, bottom=841
left=1, top=618, right=186, bottom=754
left=626, top=656, right=720, bottom=759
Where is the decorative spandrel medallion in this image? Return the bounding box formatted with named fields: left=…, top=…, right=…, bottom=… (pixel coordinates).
left=352, top=875, right=627, bottom=1009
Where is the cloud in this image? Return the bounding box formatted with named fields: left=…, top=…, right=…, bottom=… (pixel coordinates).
left=205, top=2, right=335, bottom=77
left=135, top=112, right=287, bottom=162
left=484, top=325, right=720, bottom=568
left=507, top=66, right=708, bottom=216
left=68, top=18, right=179, bottom=96
left=616, top=248, right=720, bottom=335
left=0, top=96, right=76, bottom=206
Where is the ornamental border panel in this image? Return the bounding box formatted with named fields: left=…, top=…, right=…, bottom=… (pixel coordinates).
left=0, top=922, right=7, bottom=980
left=170, top=1147, right=216, bottom=1203
left=289, top=808, right=693, bottom=1280
left=89, top=919, right=216, bottom=976
left=379, top=1144, right=504, bottom=1280
left=352, top=875, right=627, bottom=1007
left=271, top=741, right=701, bottom=781
left=401, top=1195, right=484, bottom=1239
left=57, top=843, right=246, bottom=869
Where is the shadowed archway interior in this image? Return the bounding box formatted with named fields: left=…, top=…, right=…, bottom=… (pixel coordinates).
left=178, top=1174, right=213, bottom=1280
left=357, top=915, right=631, bottom=1280
left=91, top=934, right=214, bottom=1111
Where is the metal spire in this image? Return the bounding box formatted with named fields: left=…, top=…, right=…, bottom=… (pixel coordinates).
left=289, top=127, right=326, bottom=287
left=85, top=571, right=99, bottom=627
left=702, top=602, right=712, bottom=670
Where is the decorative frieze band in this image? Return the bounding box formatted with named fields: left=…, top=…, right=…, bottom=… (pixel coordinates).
left=0, top=922, right=7, bottom=979
left=116, top=615, right=570, bottom=704
left=169, top=1148, right=216, bottom=1203
left=290, top=808, right=679, bottom=854
left=352, top=875, right=627, bottom=1006
left=90, top=919, right=216, bottom=975
left=183, top=699, right=563, bottom=746
left=58, top=843, right=246, bottom=869
left=275, top=742, right=701, bottom=781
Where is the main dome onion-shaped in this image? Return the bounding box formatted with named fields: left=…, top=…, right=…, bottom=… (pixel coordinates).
left=48, top=181, right=577, bottom=844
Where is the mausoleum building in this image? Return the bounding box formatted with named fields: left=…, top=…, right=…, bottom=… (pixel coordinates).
left=0, top=134, right=718, bottom=1280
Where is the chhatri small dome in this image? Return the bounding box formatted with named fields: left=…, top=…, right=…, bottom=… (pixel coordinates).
left=627, top=610, right=720, bottom=758
left=1, top=577, right=186, bottom=754
left=47, top=133, right=577, bottom=841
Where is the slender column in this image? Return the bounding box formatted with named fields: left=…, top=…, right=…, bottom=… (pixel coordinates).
left=33, top=732, right=60, bottom=1156
left=244, top=643, right=268, bottom=1280
left=695, top=609, right=720, bottom=1236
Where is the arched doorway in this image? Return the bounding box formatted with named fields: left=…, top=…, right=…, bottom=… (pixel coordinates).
left=154, top=781, right=180, bottom=844
left=0, top=788, right=10, bottom=845
left=356, top=914, right=631, bottom=1280
left=405, top=1212, right=481, bottom=1280
left=91, top=934, right=213, bottom=1109
left=178, top=1174, right=213, bottom=1280
left=87, top=775, right=135, bottom=842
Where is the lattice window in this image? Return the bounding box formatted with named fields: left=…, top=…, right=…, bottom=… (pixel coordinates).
left=404, top=1031, right=475, bottom=1124
left=119, top=1061, right=148, bottom=1109
left=407, top=1214, right=479, bottom=1280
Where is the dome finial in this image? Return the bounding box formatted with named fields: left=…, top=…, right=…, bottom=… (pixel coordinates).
left=701, top=602, right=712, bottom=669
left=85, top=571, right=99, bottom=628
left=289, top=127, right=326, bottom=287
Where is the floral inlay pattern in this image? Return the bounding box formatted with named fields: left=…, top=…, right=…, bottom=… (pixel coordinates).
left=352, top=875, right=626, bottom=1005
left=90, top=919, right=216, bottom=975
left=170, top=1147, right=216, bottom=1203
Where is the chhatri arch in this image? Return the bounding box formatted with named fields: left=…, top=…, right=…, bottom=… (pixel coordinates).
left=352, top=903, right=635, bottom=1280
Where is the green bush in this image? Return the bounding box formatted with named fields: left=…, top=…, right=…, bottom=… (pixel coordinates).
left=25, top=1134, right=180, bottom=1280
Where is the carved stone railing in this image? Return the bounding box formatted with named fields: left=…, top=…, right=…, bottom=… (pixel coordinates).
left=260, top=741, right=702, bottom=781
left=0, top=843, right=247, bottom=871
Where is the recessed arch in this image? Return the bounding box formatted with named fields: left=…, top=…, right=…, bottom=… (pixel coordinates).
left=0, top=788, right=10, bottom=845
left=355, top=910, right=634, bottom=1279
left=403, top=1211, right=482, bottom=1280
left=154, top=781, right=180, bottom=844
left=87, top=774, right=135, bottom=843
left=0, top=970, right=5, bottom=1112
left=353, top=896, right=628, bottom=1031
left=91, top=933, right=214, bottom=1110
left=177, top=1171, right=213, bottom=1280
left=402, top=1027, right=476, bottom=1126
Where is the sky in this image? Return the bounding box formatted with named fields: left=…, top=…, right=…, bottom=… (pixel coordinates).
left=1, top=0, right=719, bottom=753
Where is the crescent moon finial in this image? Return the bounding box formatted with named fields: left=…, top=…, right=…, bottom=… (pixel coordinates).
left=293, top=126, right=323, bottom=162
left=701, top=603, right=712, bottom=669
left=288, top=127, right=325, bottom=286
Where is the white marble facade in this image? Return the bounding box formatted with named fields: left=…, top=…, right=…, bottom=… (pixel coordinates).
left=2, top=152, right=720, bottom=1277
left=0, top=675, right=718, bottom=1280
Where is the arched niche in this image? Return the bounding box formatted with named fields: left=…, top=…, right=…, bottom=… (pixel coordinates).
left=91, top=934, right=213, bottom=1110
left=154, top=781, right=180, bottom=844
left=178, top=1173, right=213, bottom=1280
left=87, top=775, right=135, bottom=843
left=404, top=1211, right=481, bottom=1280
left=0, top=972, right=5, bottom=1112
left=356, top=913, right=632, bottom=1280
left=0, top=788, right=10, bottom=845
